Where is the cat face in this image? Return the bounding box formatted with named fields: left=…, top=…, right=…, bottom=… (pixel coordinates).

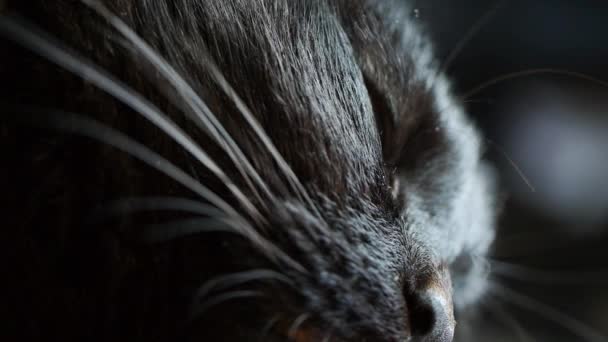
left=1, top=0, right=496, bottom=341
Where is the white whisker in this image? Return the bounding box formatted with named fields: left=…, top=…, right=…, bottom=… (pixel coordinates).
left=435, top=0, right=506, bottom=79
left=13, top=108, right=304, bottom=271
left=195, top=269, right=293, bottom=301
left=190, top=290, right=263, bottom=319
left=23, top=109, right=243, bottom=224
left=0, top=15, right=264, bottom=224
left=463, top=68, right=608, bottom=101
left=287, top=313, right=311, bottom=340
left=142, top=217, right=237, bottom=243
left=199, top=39, right=321, bottom=217
left=100, top=196, right=224, bottom=218
left=260, top=314, right=282, bottom=341
left=81, top=0, right=277, bottom=210
left=483, top=296, right=535, bottom=342
left=484, top=139, right=536, bottom=192
left=489, top=259, right=608, bottom=285
left=489, top=282, right=608, bottom=342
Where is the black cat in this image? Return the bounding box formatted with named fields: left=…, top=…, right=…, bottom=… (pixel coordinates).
left=1, top=1, right=496, bottom=341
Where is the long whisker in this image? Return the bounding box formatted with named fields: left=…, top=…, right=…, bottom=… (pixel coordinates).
left=195, top=269, right=293, bottom=302
left=143, top=218, right=304, bottom=272
left=98, top=196, right=224, bottom=219
left=81, top=0, right=276, bottom=210
left=0, top=15, right=264, bottom=224
left=484, top=138, right=536, bottom=192
left=463, top=68, right=608, bottom=100
left=11, top=108, right=305, bottom=271
left=423, top=116, right=535, bottom=195
left=435, top=0, right=506, bottom=80
left=489, top=282, right=608, bottom=342
left=260, top=314, right=282, bottom=341
left=483, top=296, right=535, bottom=342
left=190, top=290, right=264, bottom=319
left=437, top=68, right=608, bottom=192
left=287, top=313, right=311, bottom=340
left=12, top=108, right=241, bottom=224
left=489, top=259, right=608, bottom=285
left=199, top=38, right=321, bottom=217
left=141, top=217, right=239, bottom=243
left=489, top=231, right=576, bottom=258
left=83, top=1, right=324, bottom=226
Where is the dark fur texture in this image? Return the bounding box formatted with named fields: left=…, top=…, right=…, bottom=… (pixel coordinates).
left=1, top=1, right=495, bottom=341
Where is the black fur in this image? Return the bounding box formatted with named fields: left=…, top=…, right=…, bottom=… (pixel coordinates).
left=1, top=1, right=496, bottom=341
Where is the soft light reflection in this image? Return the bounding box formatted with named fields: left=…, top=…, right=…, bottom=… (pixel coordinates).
left=500, top=84, right=608, bottom=228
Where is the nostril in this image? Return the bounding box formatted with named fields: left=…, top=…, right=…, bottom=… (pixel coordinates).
left=404, top=284, right=455, bottom=342
left=405, top=289, right=436, bottom=336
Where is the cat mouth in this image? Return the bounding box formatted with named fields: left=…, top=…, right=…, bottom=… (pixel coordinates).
left=267, top=291, right=455, bottom=342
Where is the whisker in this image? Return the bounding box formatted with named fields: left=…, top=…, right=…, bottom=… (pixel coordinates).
left=98, top=196, right=224, bottom=219
left=287, top=313, right=311, bottom=340
left=483, top=296, right=535, bottom=342
left=485, top=138, right=536, bottom=192
left=489, top=231, right=577, bottom=258
left=260, top=314, right=282, bottom=341
left=463, top=68, right=608, bottom=100
left=0, top=15, right=264, bottom=225
left=437, top=68, right=608, bottom=194
left=141, top=217, right=238, bottom=243
left=435, top=0, right=506, bottom=79
left=198, top=37, right=321, bottom=218
left=421, top=116, right=535, bottom=194
left=189, top=290, right=263, bottom=319
left=81, top=0, right=276, bottom=210
left=427, top=113, right=533, bottom=194
left=489, top=282, right=608, bottom=342
left=10, top=108, right=306, bottom=271
left=489, top=259, right=608, bottom=285
left=143, top=218, right=304, bottom=273
left=12, top=108, right=241, bottom=223
left=194, top=269, right=293, bottom=301
left=83, top=1, right=324, bottom=228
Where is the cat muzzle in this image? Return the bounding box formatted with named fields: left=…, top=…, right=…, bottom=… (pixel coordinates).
left=407, top=266, right=456, bottom=342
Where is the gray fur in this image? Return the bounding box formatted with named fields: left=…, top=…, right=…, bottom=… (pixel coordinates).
left=1, top=0, right=496, bottom=341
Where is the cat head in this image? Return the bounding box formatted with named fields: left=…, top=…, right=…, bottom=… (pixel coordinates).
left=1, top=0, right=497, bottom=341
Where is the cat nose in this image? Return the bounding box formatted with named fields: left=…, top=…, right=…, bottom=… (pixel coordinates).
left=405, top=269, right=455, bottom=342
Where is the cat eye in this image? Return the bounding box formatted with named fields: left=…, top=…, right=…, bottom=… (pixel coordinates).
left=364, top=74, right=447, bottom=172
left=364, top=75, right=398, bottom=164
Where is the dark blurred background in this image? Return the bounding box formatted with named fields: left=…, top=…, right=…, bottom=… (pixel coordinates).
left=414, top=0, right=608, bottom=340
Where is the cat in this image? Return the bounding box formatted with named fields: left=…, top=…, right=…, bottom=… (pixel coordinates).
left=1, top=1, right=496, bottom=341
